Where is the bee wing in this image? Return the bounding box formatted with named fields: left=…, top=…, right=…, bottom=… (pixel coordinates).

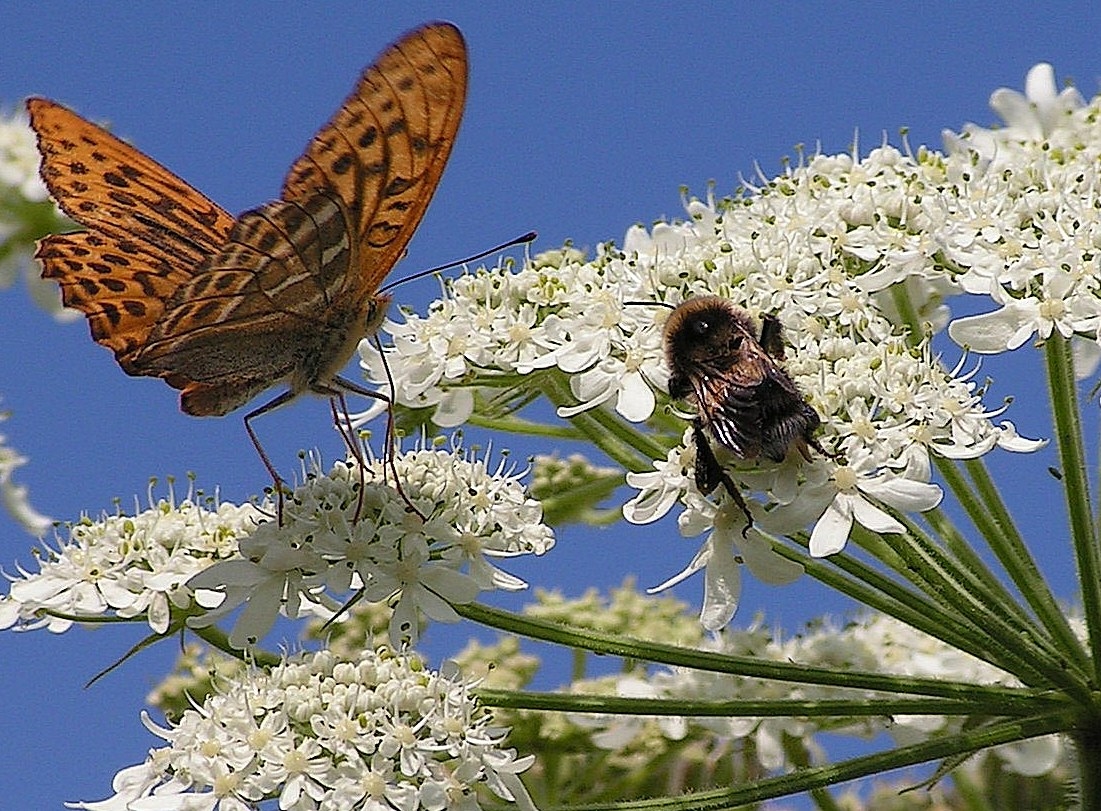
left=691, top=345, right=770, bottom=457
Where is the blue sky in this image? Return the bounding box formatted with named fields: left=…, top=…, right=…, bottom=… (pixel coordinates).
left=1, top=3, right=1098, bottom=808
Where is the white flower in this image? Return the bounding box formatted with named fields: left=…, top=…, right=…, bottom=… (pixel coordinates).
left=803, top=449, right=943, bottom=558
left=69, top=649, right=537, bottom=811
left=0, top=406, right=51, bottom=536
left=947, top=63, right=1086, bottom=159
left=648, top=501, right=803, bottom=629
left=1, top=491, right=261, bottom=635
left=0, top=107, right=48, bottom=202
left=189, top=444, right=554, bottom=648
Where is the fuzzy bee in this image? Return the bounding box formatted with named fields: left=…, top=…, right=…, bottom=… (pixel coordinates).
left=660, top=295, right=825, bottom=531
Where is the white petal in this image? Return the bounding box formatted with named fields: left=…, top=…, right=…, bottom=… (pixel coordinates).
left=1072, top=337, right=1101, bottom=379
left=995, top=420, right=1048, bottom=452
left=615, top=370, right=656, bottom=422
left=700, top=540, right=741, bottom=630
left=741, top=535, right=804, bottom=585
left=851, top=494, right=906, bottom=534
left=948, top=307, right=1029, bottom=353
left=647, top=541, right=710, bottom=593
left=432, top=388, right=474, bottom=427
left=809, top=494, right=854, bottom=557
left=861, top=476, right=943, bottom=513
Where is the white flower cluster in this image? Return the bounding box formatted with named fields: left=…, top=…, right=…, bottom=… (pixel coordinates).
left=189, top=448, right=555, bottom=650
left=359, top=67, right=1089, bottom=577
left=0, top=106, right=76, bottom=316
left=0, top=494, right=260, bottom=634
left=69, top=648, right=537, bottom=811
left=0, top=406, right=51, bottom=536
left=942, top=64, right=1101, bottom=368
left=0, top=107, right=47, bottom=204
left=578, top=612, right=1066, bottom=779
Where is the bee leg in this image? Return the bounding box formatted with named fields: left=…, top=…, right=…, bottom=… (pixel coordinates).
left=758, top=313, right=787, bottom=360
left=692, top=422, right=754, bottom=536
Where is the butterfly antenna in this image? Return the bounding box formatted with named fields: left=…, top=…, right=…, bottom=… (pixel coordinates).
left=624, top=300, right=676, bottom=310
left=379, top=230, right=537, bottom=293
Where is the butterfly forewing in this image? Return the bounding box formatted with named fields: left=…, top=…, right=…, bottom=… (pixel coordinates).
left=28, top=98, right=235, bottom=369
left=282, top=22, right=467, bottom=299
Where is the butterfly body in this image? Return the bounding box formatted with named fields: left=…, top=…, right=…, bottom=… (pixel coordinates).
left=31, top=22, right=466, bottom=422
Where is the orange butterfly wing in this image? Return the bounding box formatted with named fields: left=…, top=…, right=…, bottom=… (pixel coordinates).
left=282, top=22, right=467, bottom=300
left=31, top=22, right=468, bottom=418
left=28, top=98, right=236, bottom=373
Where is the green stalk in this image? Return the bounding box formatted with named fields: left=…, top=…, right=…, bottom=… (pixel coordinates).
left=463, top=411, right=585, bottom=439
left=456, top=602, right=1056, bottom=705
left=1076, top=721, right=1101, bottom=811
left=963, top=457, right=1092, bottom=671
left=921, top=497, right=1039, bottom=631
left=474, top=689, right=1068, bottom=718
left=1044, top=335, right=1101, bottom=685
left=882, top=513, right=1089, bottom=696
left=533, top=713, right=1069, bottom=810
left=772, top=534, right=1071, bottom=689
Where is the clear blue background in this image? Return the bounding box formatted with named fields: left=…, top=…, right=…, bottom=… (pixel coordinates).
left=1, top=3, right=1097, bottom=808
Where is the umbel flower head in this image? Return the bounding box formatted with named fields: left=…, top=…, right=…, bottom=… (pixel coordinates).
left=68, top=647, right=537, bottom=811
left=349, top=66, right=1095, bottom=625
left=1, top=444, right=554, bottom=647
left=0, top=488, right=260, bottom=635
left=189, top=443, right=555, bottom=649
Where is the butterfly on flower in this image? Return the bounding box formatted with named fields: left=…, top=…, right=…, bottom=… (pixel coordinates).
left=29, top=22, right=467, bottom=495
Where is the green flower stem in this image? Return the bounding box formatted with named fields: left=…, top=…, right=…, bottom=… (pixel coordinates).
left=884, top=512, right=1090, bottom=696
left=463, top=411, right=584, bottom=440
left=772, top=535, right=1065, bottom=688
left=922, top=499, right=1038, bottom=631
left=932, top=454, right=1092, bottom=678
left=474, top=689, right=1068, bottom=718
left=1044, top=335, right=1101, bottom=685
left=532, top=713, right=1069, bottom=810
left=963, top=456, right=1093, bottom=674
left=457, top=602, right=1057, bottom=706
left=889, top=282, right=924, bottom=345
left=883, top=285, right=1083, bottom=674
left=1076, top=724, right=1101, bottom=811
left=188, top=623, right=281, bottom=668
left=783, top=736, right=843, bottom=811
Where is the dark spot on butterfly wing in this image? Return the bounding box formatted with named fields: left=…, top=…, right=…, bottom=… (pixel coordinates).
left=357, top=127, right=377, bottom=148
left=103, top=171, right=130, bottom=188
left=108, top=191, right=137, bottom=207
left=331, top=153, right=353, bottom=175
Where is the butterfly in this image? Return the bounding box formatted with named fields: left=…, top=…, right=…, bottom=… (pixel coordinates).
left=29, top=22, right=467, bottom=495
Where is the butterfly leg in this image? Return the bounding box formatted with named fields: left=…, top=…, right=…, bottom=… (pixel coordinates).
left=244, top=388, right=299, bottom=523
left=323, top=373, right=425, bottom=521
left=329, top=391, right=374, bottom=521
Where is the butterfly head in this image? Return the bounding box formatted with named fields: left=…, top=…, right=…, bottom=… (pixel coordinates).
left=365, top=293, right=393, bottom=338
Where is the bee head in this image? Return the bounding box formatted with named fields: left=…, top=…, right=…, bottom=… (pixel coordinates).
left=662, top=295, right=757, bottom=372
